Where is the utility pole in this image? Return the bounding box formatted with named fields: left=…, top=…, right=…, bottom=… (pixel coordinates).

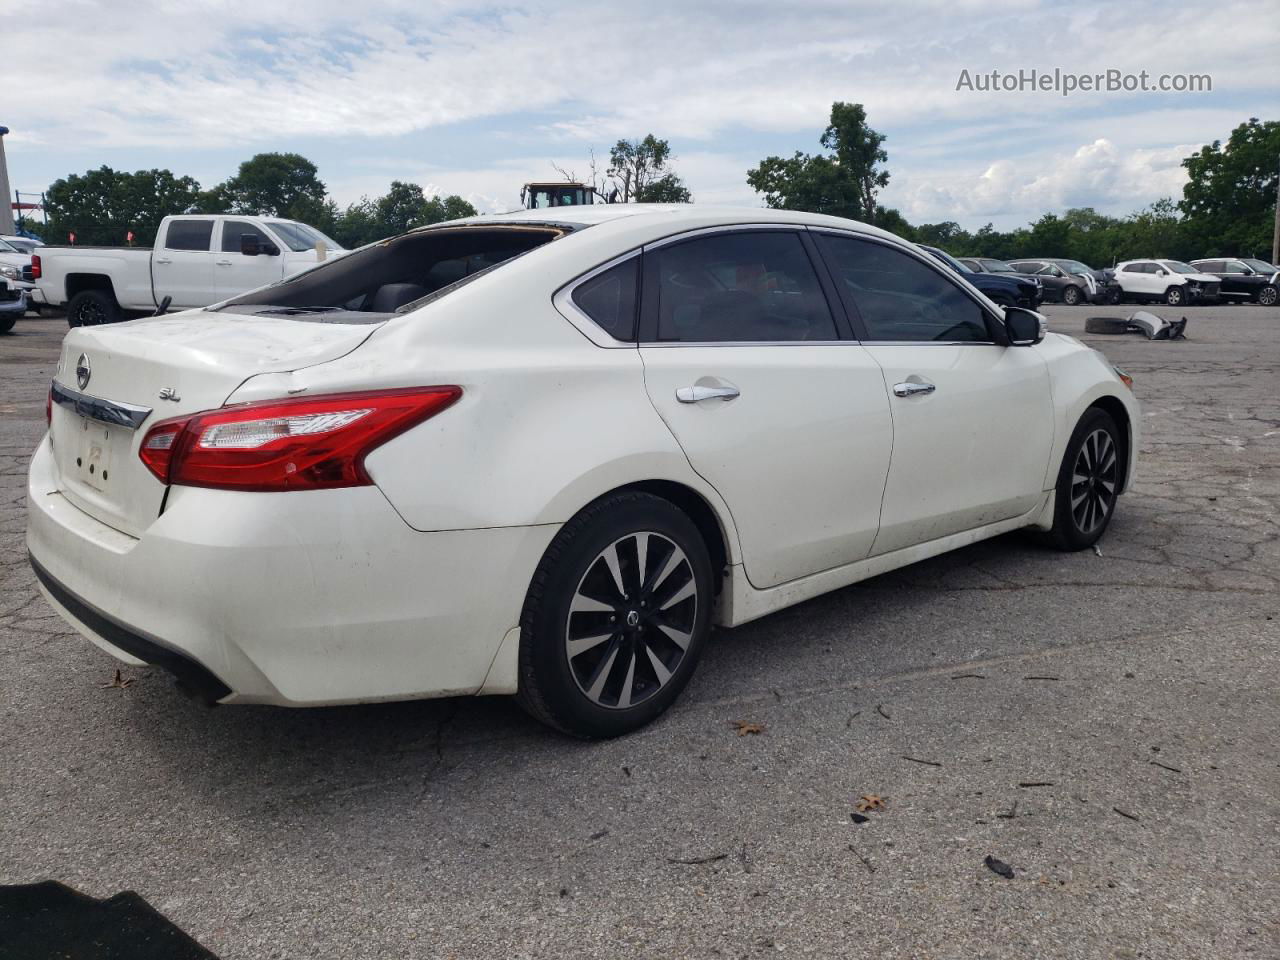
left=0, top=126, right=15, bottom=235
left=1272, top=153, right=1279, bottom=265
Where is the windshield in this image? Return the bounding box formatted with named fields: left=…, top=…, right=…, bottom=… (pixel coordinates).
left=1161, top=261, right=1198, bottom=275
left=981, top=259, right=1017, bottom=273
left=265, top=220, right=344, bottom=252
left=1243, top=258, right=1277, bottom=273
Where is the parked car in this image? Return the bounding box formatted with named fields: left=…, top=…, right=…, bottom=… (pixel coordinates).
left=2, top=235, right=45, bottom=255
left=1006, top=258, right=1121, bottom=305
left=28, top=205, right=1139, bottom=737
left=1113, top=259, right=1221, bottom=306
left=33, top=215, right=345, bottom=327
left=918, top=245, right=1041, bottom=309
left=0, top=277, right=26, bottom=332
left=0, top=234, right=35, bottom=292
left=1188, top=258, right=1279, bottom=306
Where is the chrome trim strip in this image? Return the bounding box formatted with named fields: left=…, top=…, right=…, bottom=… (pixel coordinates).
left=50, top=380, right=152, bottom=430
left=642, top=222, right=799, bottom=252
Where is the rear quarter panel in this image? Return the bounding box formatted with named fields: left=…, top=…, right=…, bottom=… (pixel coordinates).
left=38, top=247, right=154, bottom=308
left=225, top=231, right=744, bottom=560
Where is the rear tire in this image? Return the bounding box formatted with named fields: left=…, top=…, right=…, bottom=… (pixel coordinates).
left=1061, top=285, right=1083, bottom=306
left=1048, top=408, right=1122, bottom=551
left=0, top=315, right=15, bottom=334
left=1258, top=285, right=1278, bottom=307
left=66, top=289, right=121, bottom=327
left=517, top=491, right=714, bottom=738
left=1084, top=316, right=1129, bottom=335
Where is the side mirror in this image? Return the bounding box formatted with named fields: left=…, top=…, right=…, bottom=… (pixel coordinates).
left=240, top=233, right=260, bottom=257
left=1242, top=267, right=1255, bottom=275
left=1003, top=306, right=1045, bottom=346
left=1156, top=268, right=1167, bottom=276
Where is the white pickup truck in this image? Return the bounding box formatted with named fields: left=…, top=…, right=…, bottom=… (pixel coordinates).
left=33, top=215, right=345, bottom=326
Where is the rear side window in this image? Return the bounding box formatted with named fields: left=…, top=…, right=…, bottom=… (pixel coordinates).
left=817, top=234, right=990, bottom=343
left=651, top=231, right=837, bottom=343
left=221, top=220, right=272, bottom=253
left=572, top=258, right=639, bottom=342
left=165, top=220, right=214, bottom=251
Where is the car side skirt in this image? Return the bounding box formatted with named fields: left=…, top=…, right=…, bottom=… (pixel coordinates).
left=719, top=492, right=1053, bottom=628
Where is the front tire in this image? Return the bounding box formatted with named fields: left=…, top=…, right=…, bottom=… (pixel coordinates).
left=1061, top=285, right=1083, bottom=306
left=517, top=491, right=714, bottom=738
left=66, top=289, right=122, bottom=327
left=1048, top=408, right=1122, bottom=551
left=1258, top=285, right=1278, bottom=307
left=1164, top=286, right=1184, bottom=306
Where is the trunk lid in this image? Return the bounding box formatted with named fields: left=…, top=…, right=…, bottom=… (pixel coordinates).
left=49, top=309, right=379, bottom=536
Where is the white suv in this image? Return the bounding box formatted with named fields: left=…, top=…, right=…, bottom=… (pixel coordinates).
left=1113, top=259, right=1221, bottom=306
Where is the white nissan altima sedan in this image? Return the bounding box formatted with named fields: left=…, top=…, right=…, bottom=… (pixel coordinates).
left=27, top=205, right=1139, bottom=737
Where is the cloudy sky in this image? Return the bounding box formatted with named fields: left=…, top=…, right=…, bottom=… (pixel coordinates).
left=3, top=0, right=1276, bottom=229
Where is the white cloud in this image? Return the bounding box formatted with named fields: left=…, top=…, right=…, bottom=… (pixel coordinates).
left=2, top=0, right=1276, bottom=226
left=888, top=136, right=1198, bottom=225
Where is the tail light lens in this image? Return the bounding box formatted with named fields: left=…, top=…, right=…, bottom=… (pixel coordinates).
left=31, top=254, right=42, bottom=280
left=138, top=387, right=461, bottom=491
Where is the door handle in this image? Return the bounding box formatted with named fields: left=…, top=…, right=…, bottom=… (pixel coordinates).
left=893, top=381, right=936, bottom=398
left=154, top=257, right=172, bottom=265
left=215, top=259, right=232, bottom=266
left=676, top=384, right=740, bottom=404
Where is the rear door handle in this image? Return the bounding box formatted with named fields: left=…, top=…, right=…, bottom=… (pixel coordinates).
left=215, top=259, right=232, bottom=266
left=676, top=385, right=740, bottom=403
left=892, top=381, right=936, bottom=398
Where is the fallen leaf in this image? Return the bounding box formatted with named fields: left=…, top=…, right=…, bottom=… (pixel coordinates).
left=99, top=669, right=134, bottom=689
left=984, top=855, right=1015, bottom=879
left=734, top=721, right=765, bottom=736
left=855, top=794, right=886, bottom=813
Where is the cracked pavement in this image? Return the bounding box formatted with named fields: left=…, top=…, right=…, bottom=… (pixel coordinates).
left=1, top=307, right=1277, bottom=959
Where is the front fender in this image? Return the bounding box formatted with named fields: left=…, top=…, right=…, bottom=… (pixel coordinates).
left=1038, top=334, right=1141, bottom=492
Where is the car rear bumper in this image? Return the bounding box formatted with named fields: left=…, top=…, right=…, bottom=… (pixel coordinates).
left=26, top=436, right=557, bottom=706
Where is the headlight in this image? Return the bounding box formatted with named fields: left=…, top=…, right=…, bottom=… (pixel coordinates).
left=0, top=265, right=18, bottom=280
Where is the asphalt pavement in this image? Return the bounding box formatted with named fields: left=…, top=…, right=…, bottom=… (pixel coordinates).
left=1, top=304, right=1277, bottom=959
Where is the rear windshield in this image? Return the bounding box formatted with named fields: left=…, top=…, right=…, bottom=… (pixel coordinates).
left=215, top=224, right=570, bottom=320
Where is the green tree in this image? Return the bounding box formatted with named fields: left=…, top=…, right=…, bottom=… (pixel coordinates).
left=747, top=102, right=888, bottom=222
left=1123, top=198, right=1186, bottom=260
left=329, top=185, right=477, bottom=248
left=217, top=152, right=330, bottom=223
left=608, top=136, right=692, bottom=203
left=44, top=166, right=202, bottom=245
left=1180, top=117, right=1280, bottom=256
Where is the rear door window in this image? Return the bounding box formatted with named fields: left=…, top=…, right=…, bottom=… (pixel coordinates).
left=648, top=231, right=837, bottom=343
left=164, top=219, right=214, bottom=251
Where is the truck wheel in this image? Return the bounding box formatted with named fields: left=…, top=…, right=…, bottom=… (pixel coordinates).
left=67, top=290, right=122, bottom=327
left=1061, top=285, right=1082, bottom=306
left=1164, top=286, right=1184, bottom=307
left=1258, top=285, right=1278, bottom=307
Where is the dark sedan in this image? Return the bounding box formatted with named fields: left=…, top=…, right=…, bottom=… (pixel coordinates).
left=920, top=247, right=1040, bottom=309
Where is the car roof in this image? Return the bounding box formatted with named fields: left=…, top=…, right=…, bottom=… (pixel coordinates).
left=419, top=203, right=907, bottom=243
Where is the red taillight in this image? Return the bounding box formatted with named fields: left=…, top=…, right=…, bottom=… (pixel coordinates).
left=31, top=254, right=41, bottom=280
left=138, top=387, right=461, bottom=491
